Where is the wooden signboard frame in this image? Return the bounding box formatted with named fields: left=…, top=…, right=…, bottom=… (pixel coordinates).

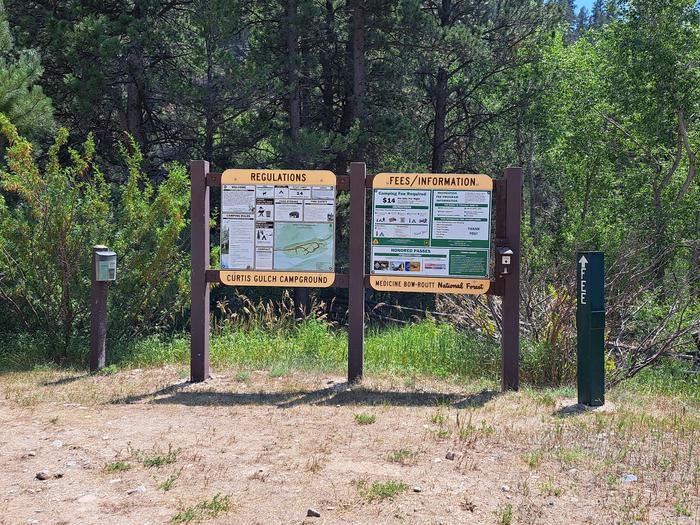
left=191, top=161, right=522, bottom=390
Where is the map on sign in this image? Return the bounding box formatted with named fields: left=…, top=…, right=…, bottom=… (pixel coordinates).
left=220, top=171, right=336, bottom=274
left=370, top=174, right=492, bottom=280
left=274, top=222, right=334, bottom=271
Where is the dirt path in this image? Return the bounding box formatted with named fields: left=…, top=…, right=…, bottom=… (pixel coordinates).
left=0, top=368, right=697, bottom=524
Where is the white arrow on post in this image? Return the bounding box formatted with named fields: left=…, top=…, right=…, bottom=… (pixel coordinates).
left=579, top=255, right=588, bottom=271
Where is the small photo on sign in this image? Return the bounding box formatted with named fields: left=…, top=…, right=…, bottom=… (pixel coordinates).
left=374, top=260, right=389, bottom=271
left=391, top=261, right=405, bottom=271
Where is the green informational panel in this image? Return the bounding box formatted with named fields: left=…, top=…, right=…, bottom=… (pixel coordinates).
left=576, top=251, right=605, bottom=406
left=371, top=188, right=491, bottom=279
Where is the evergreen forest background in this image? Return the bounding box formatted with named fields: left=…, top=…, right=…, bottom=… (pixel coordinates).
left=0, top=0, right=698, bottom=386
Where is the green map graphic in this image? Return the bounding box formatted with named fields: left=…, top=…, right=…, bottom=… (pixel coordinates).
left=274, top=223, right=334, bottom=271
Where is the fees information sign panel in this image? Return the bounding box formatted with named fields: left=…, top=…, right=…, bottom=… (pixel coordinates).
left=370, top=173, right=492, bottom=294
left=220, top=169, right=336, bottom=287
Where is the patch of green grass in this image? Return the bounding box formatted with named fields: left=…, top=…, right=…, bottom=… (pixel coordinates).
left=534, top=391, right=557, bottom=407
left=623, top=359, right=700, bottom=403
left=558, top=446, right=585, bottom=465
left=103, top=461, right=131, bottom=473
left=496, top=503, right=513, bottom=525
left=158, top=470, right=181, bottom=491
left=430, top=411, right=447, bottom=425
left=0, top=319, right=502, bottom=385
left=6, top=322, right=698, bottom=402
left=674, top=501, right=692, bottom=517
left=234, top=370, right=250, bottom=382
left=268, top=363, right=289, bottom=378
left=604, top=473, right=618, bottom=487
left=433, top=428, right=450, bottom=439
left=540, top=480, right=562, bottom=497
left=171, top=494, right=232, bottom=523
left=354, top=480, right=408, bottom=502
left=386, top=448, right=418, bottom=465
left=521, top=450, right=542, bottom=469
left=459, top=419, right=496, bottom=441
left=98, top=364, right=120, bottom=375
left=40, top=319, right=496, bottom=382
left=354, top=413, right=376, bottom=425
left=133, top=444, right=179, bottom=468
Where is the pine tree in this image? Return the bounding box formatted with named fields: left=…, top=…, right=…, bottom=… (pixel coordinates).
left=560, top=0, right=577, bottom=39
left=591, top=0, right=609, bottom=28
left=575, top=7, right=589, bottom=39
left=0, top=0, right=52, bottom=137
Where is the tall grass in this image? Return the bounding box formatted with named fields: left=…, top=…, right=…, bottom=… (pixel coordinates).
left=110, top=318, right=501, bottom=380
left=1, top=316, right=697, bottom=404
left=0, top=318, right=501, bottom=381
left=623, top=359, right=700, bottom=403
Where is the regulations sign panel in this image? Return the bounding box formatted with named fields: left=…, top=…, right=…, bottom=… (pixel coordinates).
left=220, top=169, right=336, bottom=287
left=369, top=173, right=492, bottom=294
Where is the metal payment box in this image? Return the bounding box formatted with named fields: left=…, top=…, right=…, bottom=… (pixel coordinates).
left=496, top=247, right=514, bottom=276
left=95, top=250, right=117, bottom=282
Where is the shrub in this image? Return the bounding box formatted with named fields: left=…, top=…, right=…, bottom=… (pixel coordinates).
left=0, top=114, right=190, bottom=361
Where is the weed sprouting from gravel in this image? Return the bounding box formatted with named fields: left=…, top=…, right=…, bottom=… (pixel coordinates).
left=129, top=443, right=180, bottom=468
left=354, top=479, right=408, bottom=501
left=158, top=470, right=182, bottom=491
left=354, top=413, right=376, bottom=425
left=496, top=502, right=513, bottom=525
left=171, top=493, right=232, bottom=523
left=386, top=448, right=418, bottom=465
left=103, top=461, right=131, bottom=473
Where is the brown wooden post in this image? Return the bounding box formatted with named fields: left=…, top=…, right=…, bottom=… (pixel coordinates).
left=348, top=162, right=366, bottom=382
left=191, top=160, right=210, bottom=382
left=90, top=245, right=108, bottom=372
left=501, top=167, right=522, bottom=391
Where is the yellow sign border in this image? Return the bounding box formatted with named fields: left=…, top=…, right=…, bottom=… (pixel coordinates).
left=373, top=172, right=492, bottom=190
left=221, top=169, right=336, bottom=186
left=369, top=276, right=490, bottom=295
left=220, top=271, right=336, bottom=288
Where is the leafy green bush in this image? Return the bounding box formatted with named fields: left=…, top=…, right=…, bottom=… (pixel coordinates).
left=0, top=114, right=189, bottom=361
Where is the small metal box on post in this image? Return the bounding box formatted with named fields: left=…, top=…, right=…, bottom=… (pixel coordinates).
left=576, top=251, right=605, bottom=406
left=496, top=247, right=514, bottom=276
left=90, top=246, right=116, bottom=372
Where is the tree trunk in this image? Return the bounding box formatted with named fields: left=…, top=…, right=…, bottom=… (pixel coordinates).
left=321, top=0, right=335, bottom=132
left=286, top=0, right=309, bottom=316
left=335, top=7, right=356, bottom=176
left=431, top=68, right=448, bottom=173
left=204, top=17, right=215, bottom=162
left=287, top=0, right=301, bottom=163
left=430, top=0, right=451, bottom=173
left=126, top=0, right=146, bottom=149
left=691, top=209, right=700, bottom=299
left=351, top=0, right=366, bottom=159
left=650, top=166, right=668, bottom=285
left=526, top=139, right=536, bottom=234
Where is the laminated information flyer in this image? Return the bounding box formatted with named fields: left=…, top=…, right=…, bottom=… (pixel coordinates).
left=370, top=174, right=491, bottom=280
left=220, top=170, right=336, bottom=275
